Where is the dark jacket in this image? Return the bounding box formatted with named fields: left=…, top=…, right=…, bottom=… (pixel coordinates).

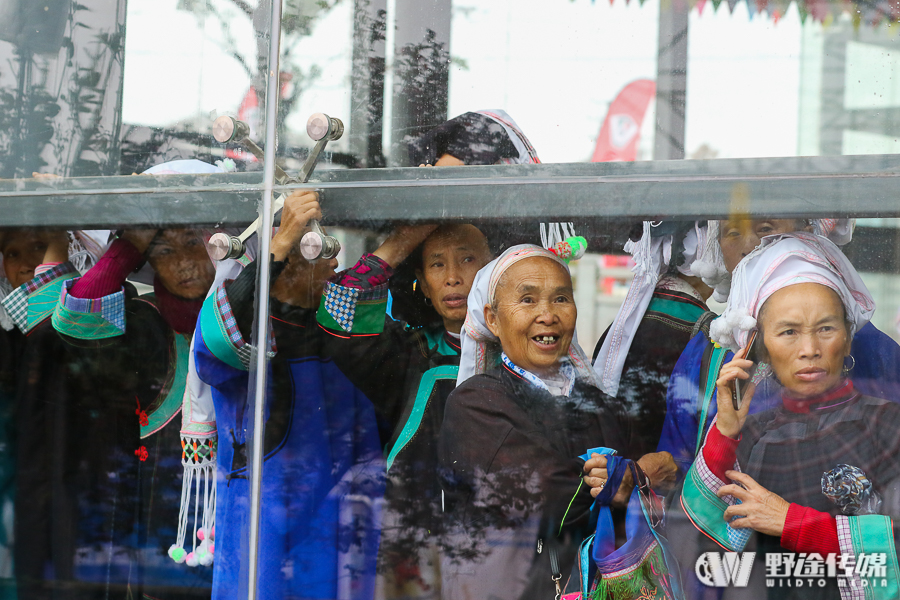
left=438, top=364, right=631, bottom=600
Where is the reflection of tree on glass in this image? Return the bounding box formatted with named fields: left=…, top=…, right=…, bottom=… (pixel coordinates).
left=0, top=0, right=126, bottom=177
left=177, top=0, right=338, bottom=147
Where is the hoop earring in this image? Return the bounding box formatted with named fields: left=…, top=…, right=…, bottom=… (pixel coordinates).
left=424, top=297, right=433, bottom=307
left=843, top=354, right=856, bottom=375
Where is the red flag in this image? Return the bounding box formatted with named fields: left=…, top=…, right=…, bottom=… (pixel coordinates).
left=228, top=73, right=293, bottom=162
left=591, top=79, right=656, bottom=162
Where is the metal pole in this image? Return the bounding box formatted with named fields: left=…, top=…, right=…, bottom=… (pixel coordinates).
left=654, top=1, right=689, bottom=160
left=246, top=0, right=283, bottom=596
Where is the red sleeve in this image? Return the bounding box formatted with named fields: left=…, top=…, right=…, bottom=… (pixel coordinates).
left=780, top=503, right=840, bottom=555
left=69, top=238, right=144, bottom=299
left=701, top=423, right=741, bottom=481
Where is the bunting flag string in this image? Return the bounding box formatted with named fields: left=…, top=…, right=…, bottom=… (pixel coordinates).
left=594, top=0, right=900, bottom=27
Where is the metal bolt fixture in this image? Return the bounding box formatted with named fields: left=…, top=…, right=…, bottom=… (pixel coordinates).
left=207, top=112, right=344, bottom=262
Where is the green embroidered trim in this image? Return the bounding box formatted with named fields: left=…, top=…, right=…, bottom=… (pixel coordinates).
left=849, top=515, right=900, bottom=600
left=386, top=364, right=458, bottom=472
left=316, top=297, right=387, bottom=335
left=52, top=304, right=123, bottom=340
left=646, top=296, right=707, bottom=325
left=24, top=271, right=77, bottom=333
left=588, top=542, right=669, bottom=600
left=696, top=345, right=729, bottom=457
left=200, top=293, right=245, bottom=371
left=421, top=327, right=460, bottom=357
left=142, top=334, right=189, bottom=439
left=680, top=464, right=741, bottom=551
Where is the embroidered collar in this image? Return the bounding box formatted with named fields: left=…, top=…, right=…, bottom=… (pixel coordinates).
left=782, top=379, right=859, bottom=414
left=501, top=352, right=575, bottom=396
left=443, top=330, right=461, bottom=352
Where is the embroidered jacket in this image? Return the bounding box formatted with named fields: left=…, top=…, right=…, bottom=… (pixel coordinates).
left=681, top=388, right=900, bottom=600
left=194, top=258, right=392, bottom=600
left=50, top=252, right=215, bottom=597
left=3, top=263, right=150, bottom=597
left=316, top=253, right=466, bottom=600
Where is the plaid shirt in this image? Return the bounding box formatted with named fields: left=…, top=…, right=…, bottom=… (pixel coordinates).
left=737, top=390, right=900, bottom=516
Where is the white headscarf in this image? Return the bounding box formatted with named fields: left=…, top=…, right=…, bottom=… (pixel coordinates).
left=691, top=218, right=857, bottom=304
left=592, top=221, right=711, bottom=396
left=709, top=232, right=875, bottom=352
left=456, top=244, right=598, bottom=389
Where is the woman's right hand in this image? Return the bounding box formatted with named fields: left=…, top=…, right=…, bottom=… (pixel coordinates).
left=715, top=346, right=756, bottom=439
left=271, top=190, right=323, bottom=262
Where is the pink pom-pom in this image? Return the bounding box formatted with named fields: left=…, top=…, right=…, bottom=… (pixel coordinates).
left=186, top=552, right=199, bottom=567
left=197, top=528, right=205, bottom=541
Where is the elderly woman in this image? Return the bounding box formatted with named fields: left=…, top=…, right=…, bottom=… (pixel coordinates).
left=656, top=217, right=900, bottom=475
left=673, top=232, right=900, bottom=599
left=439, top=245, right=675, bottom=600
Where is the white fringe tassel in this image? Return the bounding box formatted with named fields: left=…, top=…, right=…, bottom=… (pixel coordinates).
left=168, top=457, right=216, bottom=567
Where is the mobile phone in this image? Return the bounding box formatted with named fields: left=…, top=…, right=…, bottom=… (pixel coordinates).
left=732, top=330, right=758, bottom=411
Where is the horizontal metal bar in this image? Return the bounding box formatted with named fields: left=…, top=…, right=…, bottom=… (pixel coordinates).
left=2, top=154, right=900, bottom=228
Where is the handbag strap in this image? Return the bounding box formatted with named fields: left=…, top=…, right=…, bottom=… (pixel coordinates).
left=549, top=544, right=562, bottom=600
left=695, top=344, right=729, bottom=457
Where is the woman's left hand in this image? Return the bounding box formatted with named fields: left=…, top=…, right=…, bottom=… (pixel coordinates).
left=718, top=470, right=790, bottom=537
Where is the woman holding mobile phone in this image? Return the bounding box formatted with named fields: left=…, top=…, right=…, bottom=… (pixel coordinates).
left=673, top=232, right=900, bottom=599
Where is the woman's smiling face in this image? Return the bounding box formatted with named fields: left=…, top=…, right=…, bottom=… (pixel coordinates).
left=484, top=257, right=576, bottom=378
left=759, top=282, right=852, bottom=398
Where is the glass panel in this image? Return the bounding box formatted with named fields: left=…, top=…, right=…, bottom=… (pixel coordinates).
left=6, top=0, right=900, bottom=598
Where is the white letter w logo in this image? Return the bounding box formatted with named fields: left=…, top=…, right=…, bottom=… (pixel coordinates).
left=695, top=552, right=756, bottom=587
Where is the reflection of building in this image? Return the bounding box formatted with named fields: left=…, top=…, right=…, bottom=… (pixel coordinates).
left=799, top=17, right=900, bottom=156
left=796, top=19, right=900, bottom=340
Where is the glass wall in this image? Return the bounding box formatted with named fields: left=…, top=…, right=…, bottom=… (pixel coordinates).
left=3, top=0, right=900, bottom=598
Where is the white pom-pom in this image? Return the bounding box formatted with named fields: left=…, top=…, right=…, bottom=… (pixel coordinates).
left=708, top=317, right=732, bottom=347
left=739, top=315, right=757, bottom=331
left=690, top=259, right=717, bottom=279
left=197, top=542, right=213, bottom=567
left=186, top=552, right=199, bottom=567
